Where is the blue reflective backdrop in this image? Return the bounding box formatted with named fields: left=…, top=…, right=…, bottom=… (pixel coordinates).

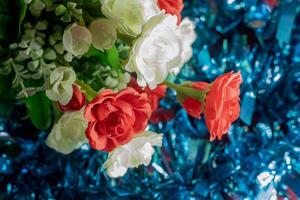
left=1, top=0, right=300, bottom=199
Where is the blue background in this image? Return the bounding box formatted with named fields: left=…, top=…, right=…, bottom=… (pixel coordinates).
left=1, top=0, right=300, bottom=199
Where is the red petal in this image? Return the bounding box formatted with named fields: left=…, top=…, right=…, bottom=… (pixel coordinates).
left=182, top=98, right=203, bottom=119
left=85, top=122, right=107, bottom=150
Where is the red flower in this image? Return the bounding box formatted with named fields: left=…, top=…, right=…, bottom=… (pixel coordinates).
left=59, top=85, right=86, bottom=112
left=204, top=72, right=242, bottom=141
left=264, top=0, right=278, bottom=8
left=149, top=108, right=175, bottom=124
left=182, top=82, right=209, bottom=119
left=128, top=78, right=167, bottom=112
left=84, top=88, right=151, bottom=152
left=157, top=0, right=184, bottom=24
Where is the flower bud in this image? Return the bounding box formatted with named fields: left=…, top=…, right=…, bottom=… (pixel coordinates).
left=63, top=23, right=92, bottom=56
left=89, top=19, right=117, bottom=50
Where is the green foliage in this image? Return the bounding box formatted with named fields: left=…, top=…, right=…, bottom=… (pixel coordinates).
left=84, top=45, right=120, bottom=69
left=0, top=75, right=13, bottom=99
left=0, top=0, right=27, bottom=43
left=24, top=91, right=52, bottom=130
left=106, top=45, right=120, bottom=69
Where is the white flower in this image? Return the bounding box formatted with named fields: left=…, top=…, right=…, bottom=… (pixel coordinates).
left=63, top=23, right=92, bottom=56
left=125, top=13, right=185, bottom=89
left=172, top=17, right=197, bottom=74
left=89, top=19, right=117, bottom=50
left=46, top=67, right=76, bottom=105
left=101, top=0, right=160, bottom=37
left=46, top=110, right=88, bottom=154
left=104, top=131, right=163, bottom=178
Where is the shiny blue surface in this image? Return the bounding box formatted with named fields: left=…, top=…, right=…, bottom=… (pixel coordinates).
left=1, top=0, right=300, bottom=199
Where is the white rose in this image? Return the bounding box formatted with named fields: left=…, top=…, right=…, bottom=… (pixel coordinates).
left=46, top=110, right=88, bottom=154
left=101, top=0, right=160, bottom=37
left=172, top=17, right=197, bottom=74
left=125, top=13, right=185, bottom=89
left=104, top=131, right=163, bottom=178
left=63, top=23, right=92, bottom=56
left=46, top=67, right=76, bottom=105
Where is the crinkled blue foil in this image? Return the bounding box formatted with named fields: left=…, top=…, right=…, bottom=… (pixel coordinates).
left=1, top=0, right=300, bottom=199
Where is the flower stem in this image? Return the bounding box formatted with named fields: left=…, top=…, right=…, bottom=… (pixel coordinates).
left=75, top=79, right=98, bottom=101
left=163, top=80, right=206, bottom=102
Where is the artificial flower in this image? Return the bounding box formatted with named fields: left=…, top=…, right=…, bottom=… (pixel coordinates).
left=182, top=82, right=209, bottom=119
left=46, top=110, right=88, bottom=154
left=104, top=131, right=163, bottom=178
left=46, top=67, right=76, bottom=105
left=84, top=88, right=151, bottom=152
left=205, top=71, right=242, bottom=141
left=128, top=77, right=167, bottom=112
left=89, top=19, right=117, bottom=50
left=63, top=23, right=92, bottom=56
left=149, top=108, right=174, bottom=124
left=178, top=18, right=197, bottom=64
left=59, top=84, right=86, bottom=112
left=125, top=13, right=185, bottom=89
left=157, top=0, right=184, bottom=24
left=101, top=0, right=160, bottom=37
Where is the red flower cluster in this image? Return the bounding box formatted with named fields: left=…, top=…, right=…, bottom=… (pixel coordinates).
left=84, top=88, right=151, bottom=152
left=182, top=72, right=243, bottom=141
left=56, top=71, right=242, bottom=151
left=157, top=0, right=184, bottom=24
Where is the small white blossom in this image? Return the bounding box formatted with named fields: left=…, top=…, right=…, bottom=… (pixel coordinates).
left=45, top=67, right=76, bottom=105
left=46, top=110, right=88, bottom=154
left=104, top=131, right=163, bottom=178
left=101, top=0, right=161, bottom=37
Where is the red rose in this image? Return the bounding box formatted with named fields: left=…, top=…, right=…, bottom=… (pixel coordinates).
left=128, top=77, right=167, bottom=112
left=84, top=88, right=151, bottom=152
left=182, top=82, right=209, bottom=119
left=157, top=0, right=184, bottom=24
left=204, top=72, right=242, bottom=141
left=59, top=85, right=86, bottom=112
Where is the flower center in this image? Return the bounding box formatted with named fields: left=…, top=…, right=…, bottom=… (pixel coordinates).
left=105, top=112, right=127, bottom=138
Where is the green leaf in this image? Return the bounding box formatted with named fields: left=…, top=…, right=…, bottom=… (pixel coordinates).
left=84, top=46, right=109, bottom=65
left=106, top=45, right=120, bottom=69
left=0, top=0, right=27, bottom=42
left=84, top=45, right=120, bottom=69
left=24, top=92, right=52, bottom=130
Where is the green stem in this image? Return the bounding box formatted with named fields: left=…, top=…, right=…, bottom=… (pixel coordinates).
left=52, top=102, right=62, bottom=123
left=75, top=79, right=98, bottom=101
left=163, top=80, right=206, bottom=102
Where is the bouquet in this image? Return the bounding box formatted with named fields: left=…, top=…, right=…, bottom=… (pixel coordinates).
left=0, top=0, right=242, bottom=178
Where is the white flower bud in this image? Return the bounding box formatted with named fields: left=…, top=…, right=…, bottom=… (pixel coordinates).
left=89, top=19, right=117, bottom=50
left=63, top=23, right=92, bottom=56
